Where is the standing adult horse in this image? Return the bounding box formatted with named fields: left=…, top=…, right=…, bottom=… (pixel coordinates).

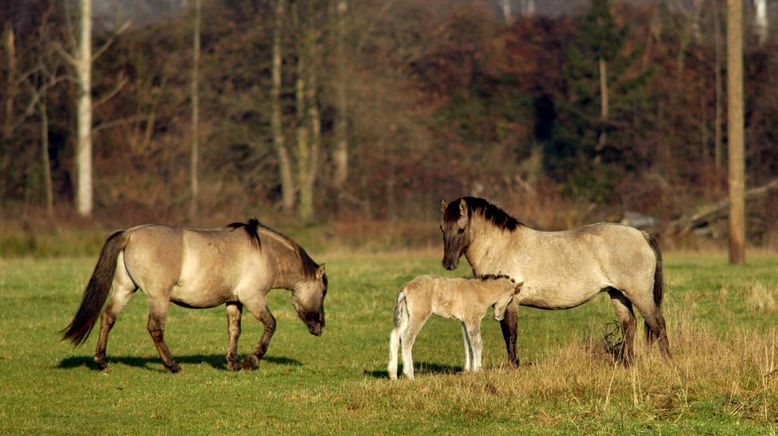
left=439, top=197, right=670, bottom=367
left=62, top=219, right=327, bottom=372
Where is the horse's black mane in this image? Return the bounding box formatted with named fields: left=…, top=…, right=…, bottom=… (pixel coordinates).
left=444, top=197, right=522, bottom=231
left=477, top=273, right=515, bottom=283
left=227, top=218, right=262, bottom=249
left=226, top=218, right=323, bottom=280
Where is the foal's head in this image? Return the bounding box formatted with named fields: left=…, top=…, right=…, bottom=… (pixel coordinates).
left=292, top=264, right=327, bottom=336
left=491, top=279, right=523, bottom=321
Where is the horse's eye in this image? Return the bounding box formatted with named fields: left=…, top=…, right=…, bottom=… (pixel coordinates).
left=457, top=228, right=465, bottom=235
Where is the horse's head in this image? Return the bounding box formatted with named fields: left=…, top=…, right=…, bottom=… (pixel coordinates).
left=292, top=264, right=327, bottom=336
left=440, top=198, right=471, bottom=270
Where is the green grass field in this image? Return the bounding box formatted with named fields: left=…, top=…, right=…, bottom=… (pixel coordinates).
left=0, top=251, right=776, bottom=434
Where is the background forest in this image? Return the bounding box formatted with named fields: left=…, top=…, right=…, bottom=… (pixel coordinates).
left=1, top=0, right=777, bottom=251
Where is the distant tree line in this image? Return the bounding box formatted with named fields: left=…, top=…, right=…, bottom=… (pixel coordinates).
left=0, top=0, right=775, bottom=241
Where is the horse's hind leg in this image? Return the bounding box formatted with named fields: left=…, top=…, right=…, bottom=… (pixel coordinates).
left=499, top=299, right=520, bottom=367
left=607, top=289, right=637, bottom=367
left=632, top=300, right=671, bottom=361
left=146, top=298, right=180, bottom=373
left=225, top=303, right=243, bottom=371
left=95, top=254, right=137, bottom=370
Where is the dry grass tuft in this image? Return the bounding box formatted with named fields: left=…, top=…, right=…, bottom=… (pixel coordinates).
left=746, top=282, right=777, bottom=314
left=365, top=314, right=778, bottom=427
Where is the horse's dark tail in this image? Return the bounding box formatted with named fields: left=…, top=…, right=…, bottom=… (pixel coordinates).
left=644, top=233, right=664, bottom=343
left=62, top=230, right=128, bottom=346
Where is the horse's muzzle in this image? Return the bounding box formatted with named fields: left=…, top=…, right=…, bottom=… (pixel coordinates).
left=442, top=259, right=459, bottom=270
left=308, top=323, right=323, bottom=336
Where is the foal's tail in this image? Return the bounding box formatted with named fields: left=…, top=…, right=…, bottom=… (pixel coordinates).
left=62, top=230, right=128, bottom=346
left=393, top=292, right=408, bottom=328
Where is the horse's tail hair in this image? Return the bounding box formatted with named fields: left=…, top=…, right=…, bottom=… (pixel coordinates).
left=393, top=291, right=407, bottom=327
left=62, top=230, right=128, bottom=346
left=646, top=233, right=664, bottom=308
left=643, top=233, right=664, bottom=344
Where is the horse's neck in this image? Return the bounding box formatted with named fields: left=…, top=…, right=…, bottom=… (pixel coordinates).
left=466, top=219, right=528, bottom=275
left=261, top=232, right=304, bottom=289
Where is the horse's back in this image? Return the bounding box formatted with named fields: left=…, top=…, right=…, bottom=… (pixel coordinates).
left=514, top=223, right=655, bottom=307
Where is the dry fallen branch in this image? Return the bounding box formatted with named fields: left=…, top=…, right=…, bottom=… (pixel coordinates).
left=663, top=178, right=778, bottom=238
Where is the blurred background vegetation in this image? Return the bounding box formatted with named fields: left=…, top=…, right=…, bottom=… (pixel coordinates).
left=0, top=0, right=776, bottom=255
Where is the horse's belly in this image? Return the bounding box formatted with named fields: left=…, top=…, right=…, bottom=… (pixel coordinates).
left=518, top=285, right=601, bottom=310
left=170, top=284, right=234, bottom=309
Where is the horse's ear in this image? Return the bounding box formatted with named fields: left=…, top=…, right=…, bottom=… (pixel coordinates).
left=514, top=281, right=524, bottom=294
left=458, top=199, right=468, bottom=218
left=439, top=200, right=448, bottom=213
left=316, top=264, right=326, bottom=280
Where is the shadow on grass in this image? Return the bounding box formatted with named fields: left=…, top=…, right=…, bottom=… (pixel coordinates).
left=364, top=361, right=462, bottom=379
left=57, top=354, right=302, bottom=372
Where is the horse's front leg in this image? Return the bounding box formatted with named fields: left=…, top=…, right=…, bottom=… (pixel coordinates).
left=499, top=300, right=520, bottom=367
left=243, top=298, right=276, bottom=370
left=225, top=302, right=243, bottom=371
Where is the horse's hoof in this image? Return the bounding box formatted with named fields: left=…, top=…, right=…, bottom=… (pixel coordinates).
left=94, top=355, right=107, bottom=370
left=243, top=355, right=259, bottom=370
left=166, top=363, right=182, bottom=373
left=227, top=361, right=242, bottom=371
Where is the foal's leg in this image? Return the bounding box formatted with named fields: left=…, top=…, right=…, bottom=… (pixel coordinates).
left=94, top=265, right=137, bottom=370
left=146, top=297, right=180, bottom=373
left=242, top=296, right=276, bottom=369
left=400, top=314, right=428, bottom=380
left=499, top=299, right=520, bottom=367
left=388, top=304, right=409, bottom=380
left=460, top=322, right=473, bottom=372
left=225, top=302, right=243, bottom=371
left=607, top=289, right=637, bottom=367
left=466, top=321, right=483, bottom=372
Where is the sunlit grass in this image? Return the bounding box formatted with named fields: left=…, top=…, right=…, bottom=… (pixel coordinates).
left=0, top=251, right=776, bottom=433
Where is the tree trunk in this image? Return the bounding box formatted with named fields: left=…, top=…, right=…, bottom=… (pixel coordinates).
left=189, top=0, right=201, bottom=219
left=76, top=0, right=93, bottom=217
left=332, top=0, right=349, bottom=199
left=754, top=0, right=768, bottom=46
left=714, top=1, right=723, bottom=171
left=596, top=56, right=608, bottom=164
left=272, top=0, right=295, bottom=213
left=524, top=0, right=535, bottom=15
left=39, top=96, right=53, bottom=217
left=726, top=0, right=746, bottom=265
left=302, top=34, right=320, bottom=221
left=2, top=25, right=15, bottom=142
left=295, top=11, right=311, bottom=221
left=500, top=0, right=512, bottom=24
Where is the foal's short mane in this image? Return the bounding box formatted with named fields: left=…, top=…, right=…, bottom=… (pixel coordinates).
left=226, top=218, right=322, bottom=281
left=445, top=197, right=522, bottom=231
left=477, top=273, right=515, bottom=283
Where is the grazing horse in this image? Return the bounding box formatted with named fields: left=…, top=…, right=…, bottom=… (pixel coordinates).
left=62, top=219, right=327, bottom=372
left=388, top=274, right=523, bottom=380
left=439, top=197, right=670, bottom=367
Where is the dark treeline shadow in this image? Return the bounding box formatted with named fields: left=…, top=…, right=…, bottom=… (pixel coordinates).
left=57, top=354, right=303, bottom=372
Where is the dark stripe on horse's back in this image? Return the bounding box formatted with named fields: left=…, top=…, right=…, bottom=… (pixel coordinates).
left=227, top=218, right=261, bottom=249
left=445, top=197, right=522, bottom=232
